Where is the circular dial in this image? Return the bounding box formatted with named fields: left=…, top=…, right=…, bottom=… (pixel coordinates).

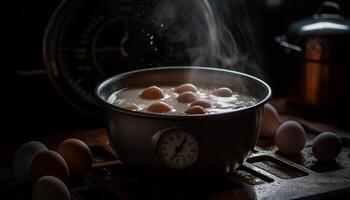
left=44, top=0, right=187, bottom=116
left=157, top=129, right=199, bottom=169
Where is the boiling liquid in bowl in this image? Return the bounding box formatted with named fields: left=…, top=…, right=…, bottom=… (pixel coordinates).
left=107, top=84, right=258, bottom=115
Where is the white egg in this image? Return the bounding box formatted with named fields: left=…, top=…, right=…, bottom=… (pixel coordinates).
left=212, top=87, right=233, bottom=97
left=275, top=121, right=306, bottom=155
left=312, top=132, right=342, bottom=162
left=260, top=103, right=281, bottom=137
left=57, top=139, right=93, bottom=177
left=13, top=141, right=47, bottom=182
left=120, top=102, right=139, bottom=111
left=32, top=176, right=70, bottom=200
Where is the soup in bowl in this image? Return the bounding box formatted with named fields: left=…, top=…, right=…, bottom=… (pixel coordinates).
left=108, top=84, right=259, bottom=115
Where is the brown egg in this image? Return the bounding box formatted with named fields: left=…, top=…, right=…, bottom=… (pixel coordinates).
left=147, top=102, right=172, bottom=113
left=174, top=83, right=198, bottom=93
left=57, top=139, right=93, bottom=177
left=31, top=150, right=69, bottom=185
left=212, top=87, right=233, bottom=97
left=177, top=91, right=197, bottom=103
left=120, top=102, right=139, bottom=111
left=139, top=86, right=165, bottom=99
left=190, top=99, right=213, bottom=108
left=32, top=176, right=70, bottom=200
left=185, top=106, right=206, bottom=114
left=260, top=103, right=281, bottom=137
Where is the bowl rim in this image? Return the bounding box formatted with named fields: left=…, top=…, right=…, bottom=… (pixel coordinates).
left=95, top=66, right=272, bottom=119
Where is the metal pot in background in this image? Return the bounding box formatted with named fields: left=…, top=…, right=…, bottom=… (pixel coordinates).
left=275, top=1, right=350, bottom=112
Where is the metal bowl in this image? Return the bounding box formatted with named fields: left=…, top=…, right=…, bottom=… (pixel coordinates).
left=95, top=67, right=271, bottom=177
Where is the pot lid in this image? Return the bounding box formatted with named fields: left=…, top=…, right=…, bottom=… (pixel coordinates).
left=286, top=1, right=350, bottom=42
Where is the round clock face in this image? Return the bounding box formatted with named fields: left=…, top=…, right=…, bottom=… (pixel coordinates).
left=156, top=129, right=199, bottom=169
left=44, top=0, right=189, bottom=116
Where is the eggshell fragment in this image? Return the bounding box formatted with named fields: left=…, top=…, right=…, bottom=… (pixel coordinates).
left=139, top=86, right=165, bottom=99
left=185, top=106, right=206, bottom=114
left=260, top=103, right=281, bottom=137
left=212, top=87, right=233, bottom=97
left=57, top=139, right=93, bottom=177
left=31, top=150, right=69, bottom=185
left=177, top=91, right=197, bottom=103
left=275, top=121, right=306, bottom=155
left=174, top=83, right=198, bottom=93
left=13, top=141, right=47, bottom=182
left=32, top=176, right=70, bottom=200
left=147, top=102, right=172, bottom=113
left=190, top=99, right=212, bottom=108
left=312, top=132, right=342, bottom=162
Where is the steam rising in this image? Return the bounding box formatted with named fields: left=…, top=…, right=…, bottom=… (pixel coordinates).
left=153, top=0, right=263, bottom=77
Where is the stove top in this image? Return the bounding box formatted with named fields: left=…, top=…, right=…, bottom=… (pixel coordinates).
left=1, top=117, right=350, bottom=200
left=69, top=146, right=349, bottom=200
left=82, top=139, right=350, bottom=200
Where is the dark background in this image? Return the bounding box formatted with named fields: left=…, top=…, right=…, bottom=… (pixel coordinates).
left=13, top=0, right=350, bottom=141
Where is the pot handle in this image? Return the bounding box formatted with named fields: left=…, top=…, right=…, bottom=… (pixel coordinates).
left=275, top=35, right=302, bottom=53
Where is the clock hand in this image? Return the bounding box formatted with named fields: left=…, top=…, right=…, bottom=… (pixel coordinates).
left=170, top=136, right=187, bottom=162
left=176, top=136, right=187, bottom=152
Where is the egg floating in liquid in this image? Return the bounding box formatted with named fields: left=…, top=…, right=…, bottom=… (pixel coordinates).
left=212, top=87, right=233, bottom=97
left=57, top=138, right=93, bottom=177
left=12, top=141, right=48, bottom=182
left=147, top=102, right=172, bottom=113
left=177, top=91, right=197, bottom=103
left=30, top=150, right=70, bottom=185
left=190, top=99, right=213, bottom=108
left=174, top=83, right=198, bottom=93
left=260, top=103, right=281, bottom=137
left=107, top=83, right=258, bottom=115
left=32, top=176, right=70, bottom=200
left=185, top=105, right=207, bottom=114
left=139, top=86, right=165, bottom=100
left=119, top=102, right=140, bottom=111
left=312, top=132, right=342, bottom=162
left=275, top=120, right=306, bottom=155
